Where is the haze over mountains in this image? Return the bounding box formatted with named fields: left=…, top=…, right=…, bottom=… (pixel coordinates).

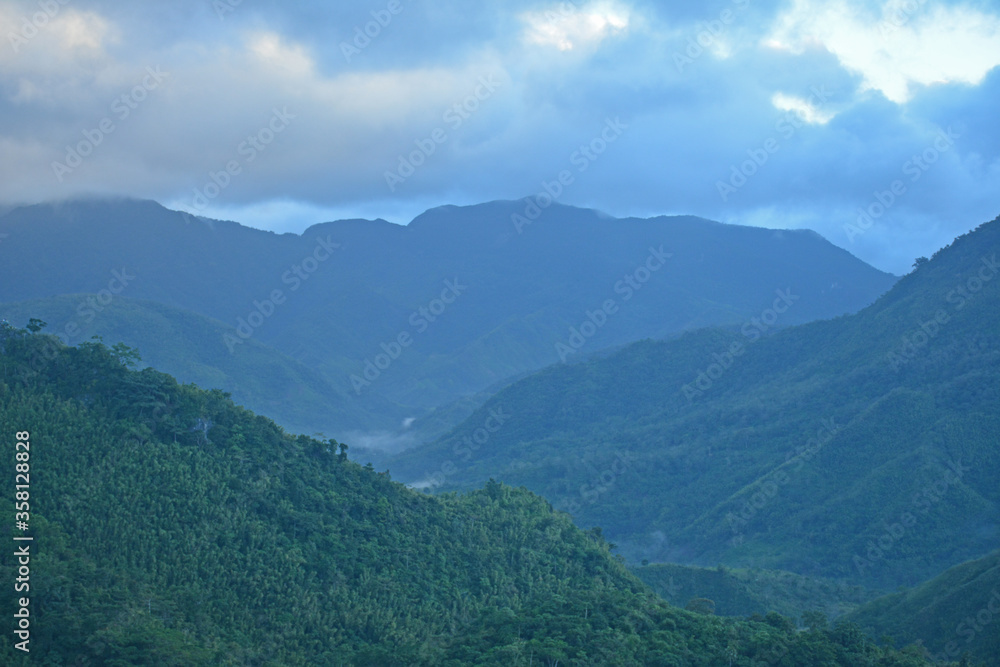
left=0, top=197, right=896, bottom=440
left=2, top=197, right=998, bottom=664
left=387, top=213, right=1000, bottom=592
left=0, top=323, right=949, bottom=664
left=4, top=0, right=999, bottom=661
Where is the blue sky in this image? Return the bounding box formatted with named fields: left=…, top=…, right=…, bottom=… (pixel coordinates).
left=1, top=0, right=998, bottom=273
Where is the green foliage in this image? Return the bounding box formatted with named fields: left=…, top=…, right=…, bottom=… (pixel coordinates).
left=685, top=598, right=716, bottom=615
left=0, top=329, right=949, bottom=665
left=845, top=549, right=1000, bottom=665
left=634, top=562, right=873, bottom=620
left=25, top=318, right=46, bottom=333
left=0, top=295, right=407, bottom=435
left=389, top=214, right=1000, bottom=592
left=0, top=198, right=896, bottom=425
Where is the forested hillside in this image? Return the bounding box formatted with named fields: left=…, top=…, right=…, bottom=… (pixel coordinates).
left=387, top=214, right=1000, bottom=591
left=0, top=294, right=409, bottom=436
left=0, top=198, right=896, bottom=424
left=0, top=325, right=947, bottom=665
left=846, top=549, right=1000, bottom=665
left=633, top=563, right=874, bottom=622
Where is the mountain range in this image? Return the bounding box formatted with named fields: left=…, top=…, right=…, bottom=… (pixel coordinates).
left=3, top=198, right=996, bottom=664
left=0, top=198, right=896, bottom=441
left=385, top=213, right=1000, bottom=594
left=0, top=326, right=942, bottom=665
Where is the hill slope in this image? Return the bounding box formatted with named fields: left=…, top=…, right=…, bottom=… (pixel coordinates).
left=0, top=294, right=409, bottom=436
left=845, top=550, right=1000, bottom=665
left=386, top=214, right=1000, bottom=590
left=0, top=326, right=942, bottom=665
left=0, top=198, right=896, bottom=422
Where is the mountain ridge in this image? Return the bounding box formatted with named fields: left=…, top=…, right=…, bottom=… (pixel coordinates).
left=385, top=213, right=1000, bottom=590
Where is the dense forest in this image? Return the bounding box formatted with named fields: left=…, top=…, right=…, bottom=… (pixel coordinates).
left=0, top=198, right=895, bottom=427
left=0, top=324, right=959, bottom=664
left=387, top=215, right=1000, bottom=592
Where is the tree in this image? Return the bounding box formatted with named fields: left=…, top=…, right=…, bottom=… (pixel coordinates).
left=912, top=257, right=929, bottom=270
left=26, top=318, right=47, bottom=333
left=685, top=598, right=715, bottom=615
left=111, top=342, right=142, bottom=369
left=802, top=610, right=828, bottom=632
left=338, top=442, right=349, bottom=462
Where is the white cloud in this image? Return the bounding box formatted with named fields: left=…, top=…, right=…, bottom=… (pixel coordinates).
left=772, top=92, right=835, bottom=124
left=247, top=31, right=314, bottom=78
left=766, top=0, right=1000, bottom=103
left=521, top=1, right=630, bottom=51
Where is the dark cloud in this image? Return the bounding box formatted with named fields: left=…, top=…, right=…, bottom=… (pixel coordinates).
left=1, top=0, right=998, bottom=274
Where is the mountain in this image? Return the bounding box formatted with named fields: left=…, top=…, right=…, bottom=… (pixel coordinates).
left=386, top=213, right=1000, bottom=591
left=633, top=563, right=875, bottom=621
left=0, top=294, right=407, bottom=435
left=0, top=325, right=941, bottom=665
left=845, top=549, right=1000, bottom=665
left=0, top=198, right=896, bottom=431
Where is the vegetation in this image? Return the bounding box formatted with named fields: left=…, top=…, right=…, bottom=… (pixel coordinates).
left=846, top=549, right=1000, bottom=665
left=0, top=326, right=949, bottom=664
left=634, top=563, right=874, bottom=621
left=0, top=198, right=896, bottom=423
left=0, top=294, right=409, bottom=436
left=388, top=215, right=1000, bottom=592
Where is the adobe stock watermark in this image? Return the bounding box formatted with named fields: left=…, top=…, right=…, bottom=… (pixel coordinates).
left=384, top=74, right=503, bottom=192
left=350, top=278, right=467, bottom=394
left=340, top=0, right=406, bottom=63
left=56, top=268, right=137, bottom=344
left=51, top=66, right=170, bottom=182
left=843, top=127, right=959, bottom=243
left=555, top=245, right=672, bottom=362
left=413, top=406, right=511, bottom=491
left=717, top=85, right=832, bottom=202
left=223, top=235, right=340, bottom=353
left=560, top=450, right=635, bottom=514
left=1, top=268, right=138, bottom=359
left=7, top=0, right=71, bottom=53
left=682, top=288, right=799, bottom=400
left=211, top=0, right=243, bottom=20
left=673, top=0, right=751, bottom=73
left=512, top=117, right=628, bottom=234
left=878, top=0, right=928, bottom=38
left=852, top=458, right=970, bottom=576
left=188, top=107, right=295, bottom=216
left=886, top=254, right=997, bottom=371
left=932, top=586, right=1000, bottom=662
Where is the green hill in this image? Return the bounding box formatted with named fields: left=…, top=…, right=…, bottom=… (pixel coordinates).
left=0, top=294, right=412, bottom=438
left=845, top=550, right=1000, bottom=665
left=386, top=214, right=1000, bottom=591
left=0, top=198, right=896, bottom=425
left=634, top=563, right=875, bottom=621
left=0, top=325, right=946, bottom=665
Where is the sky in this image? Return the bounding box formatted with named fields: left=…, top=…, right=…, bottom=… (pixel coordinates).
left=1, top=0, right=999, bottom=274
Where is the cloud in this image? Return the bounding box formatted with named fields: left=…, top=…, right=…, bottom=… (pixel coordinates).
left=772, top=92, right=836, bottom=124
left=0, top=0, right=998, bottom=275
left=520, top=1, right=630, bottom=51
left=766, top=0, right=1000, bottom=103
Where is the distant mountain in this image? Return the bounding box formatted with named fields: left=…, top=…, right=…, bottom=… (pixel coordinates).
left=386, top=213, right=1000, bottom=590
left=845, top=550, right=1000, bottom=665
left=0, top=326, right=939, bottom=665
left=0, top=198, right=896, bottom=433
left=633, top=562, right=874, bottom=621
left=0, top=294, right=407, bottom=435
